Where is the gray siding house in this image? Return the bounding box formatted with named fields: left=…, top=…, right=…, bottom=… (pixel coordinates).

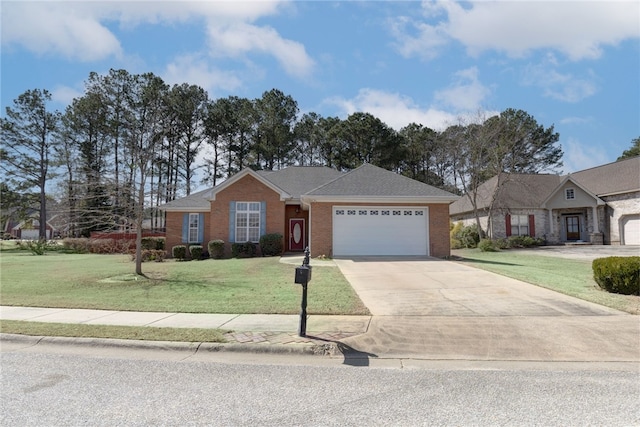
left=449, top=157, right=640, bottom=245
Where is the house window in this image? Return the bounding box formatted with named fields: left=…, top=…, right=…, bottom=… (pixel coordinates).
left=236, top=202, right=261, bottom=243
left=188, top=213, right=200, bottom=243
left=565, top=188, right=575, bottom=200
left=511, top=215, right=530, bottom=236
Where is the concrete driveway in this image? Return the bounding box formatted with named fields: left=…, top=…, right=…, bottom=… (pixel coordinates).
left=334, top=257, right=640, bottom=362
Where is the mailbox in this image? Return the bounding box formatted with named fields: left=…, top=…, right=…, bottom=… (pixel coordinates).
left=294, top=265, right=312, bottom=284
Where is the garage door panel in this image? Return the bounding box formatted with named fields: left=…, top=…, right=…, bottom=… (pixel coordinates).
left=333, top=207, right=429, bottom=256
left=622, top=215, right=640, bottom=245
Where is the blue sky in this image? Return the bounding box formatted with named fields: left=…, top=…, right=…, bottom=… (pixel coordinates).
left=2, top=0, right=639, bottom=178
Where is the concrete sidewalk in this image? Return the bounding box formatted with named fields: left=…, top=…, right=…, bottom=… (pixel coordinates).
left=0, top=306, right=371, bottom=350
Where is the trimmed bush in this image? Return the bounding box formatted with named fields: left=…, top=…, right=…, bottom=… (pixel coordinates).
left=231, top=242, right=257, bottom=258
left=62, top=238, right=90, bottom=253
left=142, top=237, right=165, bottom=250
left=478, top=239, right=498, bottom=252
left=131, top=249, right=166, bottom=263
left=172, top=245, right=187, bottom=261
left=494, top=238, right=509, bottom=249
left=592, top=256, right=640, bottom=295
left=459, top=224, right=480, bottom=248
left=259, top=233, right=283, bottom=256
left=189, top=245, right=204, bottom=260
left=450, top=221, right=464, bottom=249
left=506, top=235, right=542, bottom=248
left=208, top=240, right=225, bottom=259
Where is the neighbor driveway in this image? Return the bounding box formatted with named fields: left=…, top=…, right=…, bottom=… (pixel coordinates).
left=334, top=257, right=640, bottom=361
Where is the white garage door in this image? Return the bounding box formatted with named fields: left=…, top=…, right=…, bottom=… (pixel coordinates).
left=21, top=229, right=50, bottom=240
left=621, top=215, right=640, bottom=245
left=333, top=207, right=429, bottom=256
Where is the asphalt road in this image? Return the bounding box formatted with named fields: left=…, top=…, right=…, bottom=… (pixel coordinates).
left=2, top=343, right=639, bottom=426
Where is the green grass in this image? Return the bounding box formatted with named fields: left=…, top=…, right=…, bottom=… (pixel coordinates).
left=0, top=320, right=226, bottom=342
left=452, top=249, right=640, bottom=314
left=0, top=248, right=369, bottom=315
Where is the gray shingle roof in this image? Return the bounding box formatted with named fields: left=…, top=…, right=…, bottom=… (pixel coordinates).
left=305, top=163, right=459, bottom=198
left=449, top=174, right=563, bottom=215
left=159, top=188, right=213, bottom=210
left=257, top=166, right=344, bottom=198
left=449, top=156, right=640, bottom=215
left=571, top=156, right=640, bottom=196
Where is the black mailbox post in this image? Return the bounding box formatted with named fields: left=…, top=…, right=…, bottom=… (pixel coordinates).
left=294, top=247, right=312, bottom=337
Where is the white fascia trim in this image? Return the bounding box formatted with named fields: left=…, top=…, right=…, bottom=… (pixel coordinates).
left=159, top=207, right=210, bottom=213
left=301, top=195, right=459, bottom=204
left=597, top=188, right=640, bottom=197
left=209, top=168, right=291, bottom=201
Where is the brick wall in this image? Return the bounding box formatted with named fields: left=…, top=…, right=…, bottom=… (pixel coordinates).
left=164, top=211, right=210, bottom=256
left=212, top=174, right=285, bottom=256
left=309, top=201, right=452, bottom=258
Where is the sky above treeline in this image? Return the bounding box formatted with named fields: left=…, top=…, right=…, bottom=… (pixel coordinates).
left=2, top=0, right=639, bottom=177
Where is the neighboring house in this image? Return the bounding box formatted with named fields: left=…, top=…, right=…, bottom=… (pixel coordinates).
left=160, top=163, right=459, bottom=258
left=449, top=156, right=640, bottom=245
left=4, top=215, right=56, bottom=240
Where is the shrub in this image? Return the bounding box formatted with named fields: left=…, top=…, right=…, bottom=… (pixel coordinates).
left=189, top=245, right=204, bottom=260
left=172, top=245, right=187, bottom=261
left=142, top=237, right=165, bottom=250
left=231, top=242, right=257, bottom=258
left=450, top=221, right=464, bottom=249
left=458, top=224, right=480, bottom=248
left=88, top=238, right=132, bottom=254
left=259, top=233, right=283, bottom=256
left=507, top=235, right=542, bottom=248
left=208, top=240, right=225, bottom=259
left=478, top=239, right=498, bottom=252
left=62, top=238, right=90, bottom=253
left=23, top=239, right=49, bottom=255
left=494, top=238, right=509, bottom=249
left=131, top=249, right=166, bottom=263
left=592, top=256, right=640, bottom=295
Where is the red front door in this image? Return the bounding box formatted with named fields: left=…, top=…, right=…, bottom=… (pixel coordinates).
left=289, top=218, right=305, bottom=251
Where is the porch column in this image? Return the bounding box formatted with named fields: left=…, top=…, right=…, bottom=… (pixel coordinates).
left=548, top=209, right=554, bottom=235
left=592, top=206, right=599, bottom=233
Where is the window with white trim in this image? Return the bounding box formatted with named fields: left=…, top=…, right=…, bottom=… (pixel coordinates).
left=511, top=215, right=530, bottom=236
left=565, top=188, right=575, bottom=200
left=236, top=202, right=261, bottom=243
left=188, top=213, right=200, bottom=243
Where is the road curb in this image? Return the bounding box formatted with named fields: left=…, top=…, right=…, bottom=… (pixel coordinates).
left=0, top=333, right=342, bottom=356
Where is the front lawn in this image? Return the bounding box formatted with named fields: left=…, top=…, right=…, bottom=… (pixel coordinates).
left=451, top=249, right=639, bottom=314
left=0, top=247, right=369, bottom=315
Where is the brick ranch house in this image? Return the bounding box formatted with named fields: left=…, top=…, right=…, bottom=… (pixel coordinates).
left=160, top=163, right=459, bottom=258
left=449, top=156, right=640, bottom=245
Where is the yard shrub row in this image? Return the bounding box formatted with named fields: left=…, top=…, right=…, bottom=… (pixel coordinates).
left=450, top=222, right=480, bottom=249
left=170, top=235, right=282, bottom=260
left=232, top=242, right=257, bottom=258
left=259, top=233, right=283, bottom=256
left=62, top=238, right=134, bottom=254
left=208, top=240, right=225, bottom=259
left=592, top=256, right=640, bottom=295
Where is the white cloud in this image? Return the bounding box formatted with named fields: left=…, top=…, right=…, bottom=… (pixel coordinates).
left=391, top=0, right=640, bottom=61
left=434, top=67, right=491, bottom=111
left=326, top=88, right=457, bottom=131
left=563, top=137, right=612, bottom=173
left=1, top=0, right=313, bottom=79
left=162, top=54, right=243, bottom=95
left=1, top=1, right=123, bottom=61
left=51, top=85, right=84, bottom=106
left=523, top=60, right=597, bottom=103
left=206, top=22, right=315, bottom=79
